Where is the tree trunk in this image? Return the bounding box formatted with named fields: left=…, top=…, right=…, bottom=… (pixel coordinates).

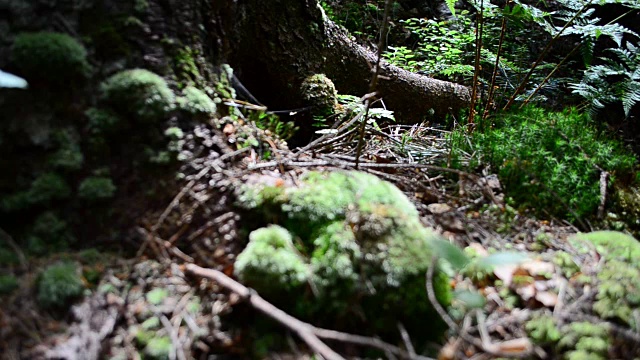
left=230, top=0, right=471, bottom=122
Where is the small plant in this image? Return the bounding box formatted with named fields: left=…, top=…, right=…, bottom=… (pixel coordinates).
left=249, top=111, right=298, bottom=141
left=100, top=69, right=175, bottom=122
left=526, top=314, right=562, bottom=345
left=78, top=176, right=117, bottom=201
left=11, top=32, right=92, bottom=84
left=37, top=262, right=85, bottom=309
left=384, top=15, right=476, bottom=81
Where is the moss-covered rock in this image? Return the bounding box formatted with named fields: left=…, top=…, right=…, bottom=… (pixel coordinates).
left=11, top=32, right=92, bottom=84
left=100, top=69, right=175, bottom=122
left=300, top=73, right=338, bottom=117
left=236, top=171, right=449, bottom=333
left=37, top=262, right=85, bottom=310
left=570, top=231, right=640, bottom=328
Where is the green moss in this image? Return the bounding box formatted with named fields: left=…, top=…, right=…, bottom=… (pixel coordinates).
left=100, top=69, right=175, bottom=122
left=212, top=64, right=236, bottom=99
left=235, top=225, right=310, bottom=294
left=452, top=106, right=636, bottom=221
left=526, top=315, right=561, bottom=344
left=174, top=47, right=202, bottom=87
left=176, top=86, right=216, bottom=115
left=0, top=275, right=19, bottom=295
left=300, top=74, right=338, bottom=117
left=49, top=129, right=84, bottom=170
left=570, top=231, right=640, bottom=328
left=2, top=172, right=71, bottom=212
left=78, top=176, right=117, bottom=201
left=146, top=288, right=169, bottom=305
left=11, top=32, right=91, bottom=84
left=552, top=251, right=580, bottom=278
left=37, top=262, right=85, bottom=309
left=144, top=336, right=172, bottom=360
left=236, top=171, right=449, bottom=333
left=26, top=211, right=75, bottom=254
left=559, top=322, right=610, bottom=360
left=86, top=107, right=122, bottom=135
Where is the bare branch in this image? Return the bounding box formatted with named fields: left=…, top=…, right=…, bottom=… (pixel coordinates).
left=185, top=263, right=434, bottom=360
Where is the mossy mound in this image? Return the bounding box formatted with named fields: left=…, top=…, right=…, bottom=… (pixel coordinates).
left=11, top=32, right=92, bottom=85
left=100, top=69, right=175, bottom=122
left=236, top=171, right=449, bottom=334
left=570, top=231, right=640, bottom=328
left=300, top=74, right=338, bottom=117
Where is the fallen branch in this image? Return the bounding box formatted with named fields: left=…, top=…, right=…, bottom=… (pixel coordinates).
left=185, top=263, right=433, bottom=360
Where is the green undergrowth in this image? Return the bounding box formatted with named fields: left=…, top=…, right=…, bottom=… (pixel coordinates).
left=235, top=171, right=450, bottom=341
left=451, top=106, right=637, bottom=222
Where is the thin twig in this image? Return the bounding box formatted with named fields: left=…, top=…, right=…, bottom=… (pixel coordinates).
left=186, top=264, right=343, bottom=360
left=185, top=263, right=434, bottom=360
left=355, top=0, right=393, bottom=168
left=468, top=0, right=485, bottom=125
left=483, top=0, right=510, bottom=120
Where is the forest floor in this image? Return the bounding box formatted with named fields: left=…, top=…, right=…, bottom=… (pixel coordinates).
left=4, top=111, right=637, bottom=360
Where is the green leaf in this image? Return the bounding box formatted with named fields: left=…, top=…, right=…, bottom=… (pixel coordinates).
left=445, top=0, right=456, bottom=17
left=453, top=290, right=487, bottom=309
left=431, top=238, right=470, bottom=270
left=476, top=252, right=529, bottom=268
